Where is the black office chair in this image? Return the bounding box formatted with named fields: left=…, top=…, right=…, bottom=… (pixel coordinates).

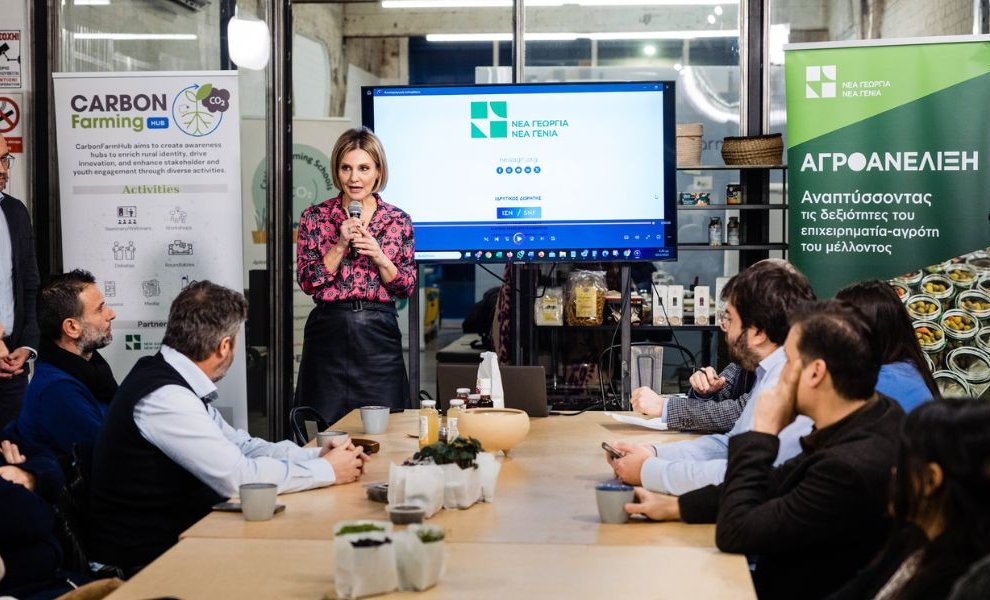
left=289, top=406, right=329, bottom=445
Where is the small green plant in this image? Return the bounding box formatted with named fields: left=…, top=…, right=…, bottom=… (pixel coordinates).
left=336, top=523, right=385, bottom=536
left=416, top=528, right=445, bottom=544
left=410, top=437, right=483, bottom=470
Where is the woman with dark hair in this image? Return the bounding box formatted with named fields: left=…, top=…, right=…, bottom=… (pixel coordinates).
left=835, top=280, right=938, bottom=411
left=295, top=128, right=416, bottom=425
left=830, top=397, right=990, bottom=599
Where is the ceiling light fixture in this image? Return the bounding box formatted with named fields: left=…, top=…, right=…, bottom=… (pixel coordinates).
left=386, top=0, right=738, bottom=8
left=427, top=30, right=737, bottom=42
left=227, top=13, right=271, bottom=70
left=73, top=33, right=197, bottom=40
left=426, top=32, right=579, bottom=41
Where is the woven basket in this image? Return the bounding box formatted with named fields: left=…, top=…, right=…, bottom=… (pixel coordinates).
left=721, top=133, right=783, bottom=166
left=676, top=123, right=703, bottom=166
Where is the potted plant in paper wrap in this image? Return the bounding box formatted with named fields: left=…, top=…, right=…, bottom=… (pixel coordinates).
left=333, top=520, right=398, bottom=599
left=389, top=438, right=501, bottom=511
left=395, top=524, right=447, bottom=591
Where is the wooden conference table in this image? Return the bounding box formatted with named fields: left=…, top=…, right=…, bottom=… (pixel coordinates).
left=107, top=411, right=756, bottom=599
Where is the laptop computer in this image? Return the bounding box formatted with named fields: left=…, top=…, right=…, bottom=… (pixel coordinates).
left=436, top=363, right=550, bottom=417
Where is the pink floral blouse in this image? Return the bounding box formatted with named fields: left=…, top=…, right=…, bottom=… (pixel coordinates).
left=296, top=194, right=417, bottom=302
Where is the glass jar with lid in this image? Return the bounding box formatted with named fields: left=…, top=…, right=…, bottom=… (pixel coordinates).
left=944, top=347, right=990, bottom=398
left=940, top=309, right=979, bottom=352
left=932, top=369, right=973, bottom=398
left=919, top=274, right=955, bottom=310
left=957, top=290, right=990, bottom=326
left=906, top=294, right=943, bottom=322
left=914, top=320, right=947, bottom=371
left=944, top=263, right=978, bottom=292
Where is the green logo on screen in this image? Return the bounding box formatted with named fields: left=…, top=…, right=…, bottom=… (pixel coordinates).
left=471, top=101, right=508, bottom=138
left=125, top=334, right=142, bottom=350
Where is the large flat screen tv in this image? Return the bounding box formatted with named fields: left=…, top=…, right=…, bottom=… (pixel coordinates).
left=361, top=81, right=676, bottom=263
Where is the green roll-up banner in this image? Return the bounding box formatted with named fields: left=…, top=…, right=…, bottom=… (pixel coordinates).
left=786, top=36, right=990, bottom=297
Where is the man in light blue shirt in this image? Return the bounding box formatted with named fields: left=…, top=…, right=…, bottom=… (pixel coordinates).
left=610, top=259, right=816, bottom=495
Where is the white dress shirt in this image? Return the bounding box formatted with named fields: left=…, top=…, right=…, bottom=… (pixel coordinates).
left=133, top=345, right=336, bottom=498
left=0, top=194, right=14, bottom=334
left=639, top=346, right=814, bottom=495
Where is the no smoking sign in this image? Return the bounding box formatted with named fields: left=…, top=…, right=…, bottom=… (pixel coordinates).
left=0, top=94, right=22, bottom=152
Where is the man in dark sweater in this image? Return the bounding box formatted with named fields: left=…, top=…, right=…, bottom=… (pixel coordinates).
left=7, top=269, right=118, bottom=457
left=625, top=300, right=904, bottom=600
left=88, top=281, right=369, bottom=573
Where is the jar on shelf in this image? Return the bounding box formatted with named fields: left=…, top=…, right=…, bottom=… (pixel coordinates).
left=893, top=270, right=925, bottom=292
left=976, top=326, right=990, bottom=354
left=957, top=290, right=990, bottom=326
left=944, top=263, right=978, bottom=293
left=906, top=294, right=942, bottom=322
left=708, top=217, right=722, bottom=246
left=726, top=217, right=740, bottom=246
left=725, top=183, right=743, bottom=205
left=889, top=281, right=910, bottom=304
left=944, top=347, right=990, bottom=398
left=914, top=320, right=946, bottom=370
left=630, top=294, right=644, bottom=325
left=940, top=309, right=979, bottom=351
left=919, top=274, right=955, bottom=310
left=932, top=369, right=973, bottom=398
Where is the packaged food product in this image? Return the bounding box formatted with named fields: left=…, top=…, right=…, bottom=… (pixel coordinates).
left=725, top=183, right=743, bottom=205
left=565, top=270, right=607, bottom=326
left=534, top=287, right=564, bottom=326
left=694, top=286, right=711, bottom=325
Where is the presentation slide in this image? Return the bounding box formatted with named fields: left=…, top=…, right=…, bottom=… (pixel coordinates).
left=365, top=82, right=675, bottom=262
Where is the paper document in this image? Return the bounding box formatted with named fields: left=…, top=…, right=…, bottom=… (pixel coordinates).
left=606, top=413, right=668, bottom=431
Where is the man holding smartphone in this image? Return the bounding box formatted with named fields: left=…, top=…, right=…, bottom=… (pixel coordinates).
left=606, top=260, right=816, bottom=496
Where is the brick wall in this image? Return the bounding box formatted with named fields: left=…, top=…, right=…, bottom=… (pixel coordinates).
left=881, top=0, right=973, bottom=38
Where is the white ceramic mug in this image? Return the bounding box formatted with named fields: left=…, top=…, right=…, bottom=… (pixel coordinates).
left=595, top=482, right=635, bottom=524
left=316, top=430, right=348, bottom=452
left=360, top=406, right=390, bottom=434
left=240, top=483, right=278, bottom=521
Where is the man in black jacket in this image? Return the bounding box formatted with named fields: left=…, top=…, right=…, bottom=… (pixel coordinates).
left=625, top=300, right=904, bottom=600
left=0, top=133, right=41, bottom=428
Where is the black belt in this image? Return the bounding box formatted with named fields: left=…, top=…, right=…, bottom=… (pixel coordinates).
left=319, top=299, right=396, bottom=313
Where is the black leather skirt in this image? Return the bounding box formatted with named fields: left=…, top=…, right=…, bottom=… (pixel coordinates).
left=294, top=300, right=409, bottom=426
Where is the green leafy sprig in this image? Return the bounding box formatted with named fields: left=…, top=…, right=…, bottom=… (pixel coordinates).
left=416, top=528, right=445, bottom=544
left=336, top=523, right=385, bottom=537
left=409, top=437, right=483, bottom=470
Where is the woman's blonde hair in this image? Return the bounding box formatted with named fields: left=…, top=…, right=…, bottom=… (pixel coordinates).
left=330, top=127, right=389, bottom=195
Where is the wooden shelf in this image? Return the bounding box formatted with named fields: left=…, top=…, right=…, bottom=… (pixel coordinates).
left=676, top=164, right=787, bottom=171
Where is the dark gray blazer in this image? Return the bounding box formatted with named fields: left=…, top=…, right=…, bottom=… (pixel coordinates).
left=1, top=193, right=40, bottom=350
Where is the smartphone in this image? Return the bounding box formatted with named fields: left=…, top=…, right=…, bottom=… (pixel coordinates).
left=212, top=501, right=286, bottom=514
left=601, top=441, right=624, bottom=460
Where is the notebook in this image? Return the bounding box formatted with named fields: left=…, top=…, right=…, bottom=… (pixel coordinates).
left=435, top=363, right=550, bottom=417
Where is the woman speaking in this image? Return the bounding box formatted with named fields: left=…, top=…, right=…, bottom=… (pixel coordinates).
left=295, top=128, right=416, bottom=425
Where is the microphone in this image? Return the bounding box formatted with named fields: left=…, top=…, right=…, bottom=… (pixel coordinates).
left=347, top=200, right=362, bottom=260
